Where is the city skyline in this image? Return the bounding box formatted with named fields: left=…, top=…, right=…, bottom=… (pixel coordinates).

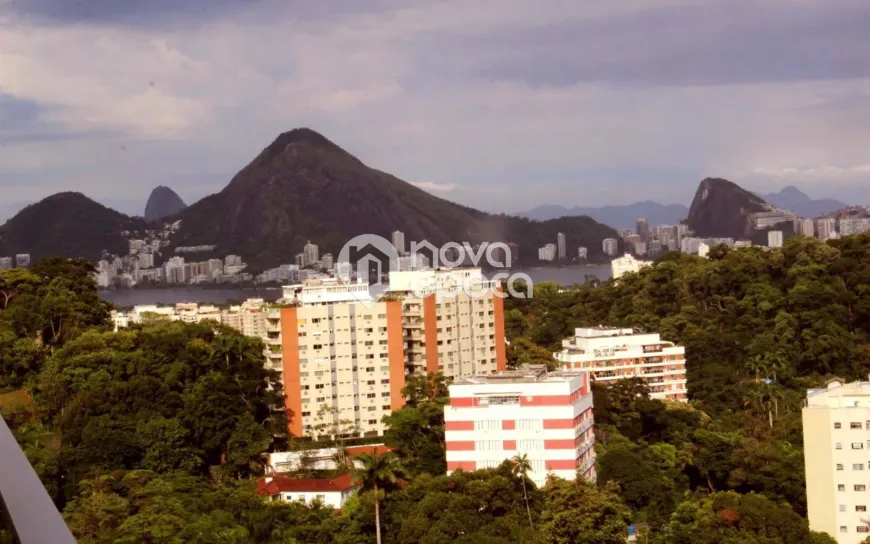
left=3, top=1, right=870, bottom=222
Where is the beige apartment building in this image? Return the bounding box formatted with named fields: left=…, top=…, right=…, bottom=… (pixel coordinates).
left=388, top=268, right=506, bottom=380
left=554, top=327, right=687, bottom=402
left=804, top=378, right=870, bottom=544
left=265, top=269, right=507, bottom=438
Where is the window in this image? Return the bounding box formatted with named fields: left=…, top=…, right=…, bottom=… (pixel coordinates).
left=840, top=505, right=847, bottom=512
left=858, top=506, right=867, bottom=512
left=853, top=422, right=864, bottom=429
left=475, top=440, right=501, bottom=451
left=841, top=526, right=848, bottom=533
left=839, top=485, right=846, bottom=491
left=517, top=419, right=543, bottom=432
left=474, top=420, right=500, bottom=432
left=860, top=527, right=870, bottom=534
left=854, top=443, right=865, bottom=450
left=855, top=485, right=866, bottom=491
left=838, top=464, right=845, bottom=471
left=836, top=443, right=843, bottom=450
left=855, top=464, right=865, bottom=471
left=835, top=422, right=842, bottom=429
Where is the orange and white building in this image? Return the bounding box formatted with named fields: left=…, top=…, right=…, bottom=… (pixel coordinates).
left=265, top=269, right=507, bottom=439
left=444, top=365, right=596, bottom=487
left=554, top=327, right=687, bottom=402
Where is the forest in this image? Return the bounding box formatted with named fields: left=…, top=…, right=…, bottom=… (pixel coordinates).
left=2, top=233, right=869, bottom=542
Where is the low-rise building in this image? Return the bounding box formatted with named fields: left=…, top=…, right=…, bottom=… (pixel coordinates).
left=255, top=473, right=360, bottom=510
left=444, top=364, right=596, bottom=487
left=611, top=254, right=651, bottom=280
left=554, top=327, right=687, bottom=402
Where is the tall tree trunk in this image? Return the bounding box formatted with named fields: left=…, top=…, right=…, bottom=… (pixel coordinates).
left=374, top=483, right=382, bottom=544
left=521, top=475, right=533, bottom=530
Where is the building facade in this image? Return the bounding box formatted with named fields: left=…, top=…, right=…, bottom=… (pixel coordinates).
left=611, top=254, right=650, bottom=280
left=602, top=238, right=619, bottom=257
left=768, top=230, right=784, bottom=248
left=266, top=269, right=507, bottom=438
left=557, top=233, right=566, bottom=260
left=387, top=268, right=506, bottom=380
left=804, top=379, right=870, bottom=544
left=554, top=327, right=687, bottom=402
left=444, top=365, right=596, bottom=487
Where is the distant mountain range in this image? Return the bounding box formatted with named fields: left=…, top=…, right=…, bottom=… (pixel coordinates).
left=0, top=128, right=621, bottom=267
left=755, top=186, right=846, bottom=218
left=520, top=185, right=848, bottom=229
left=145, top=186, right=187, bottom=222
left=520, top=202, right=689, bottom=230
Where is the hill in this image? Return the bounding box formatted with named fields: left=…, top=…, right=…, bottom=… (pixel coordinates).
left=686, top=178, right=772, bottom=239
left=758, top=186, right=847, bottom=218
left=0, top=192, right=145, bottom=262
left=145, top=186, right=187, bottom=222
left=519, top=201, right=689, bottom=230
left=167, top=128, right=620, bottom=268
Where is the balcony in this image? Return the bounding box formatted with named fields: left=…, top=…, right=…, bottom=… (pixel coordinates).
left=0, top=417, right=76, bottom=543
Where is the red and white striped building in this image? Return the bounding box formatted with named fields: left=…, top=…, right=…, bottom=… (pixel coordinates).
left=444, top=365, right=596, bottom=487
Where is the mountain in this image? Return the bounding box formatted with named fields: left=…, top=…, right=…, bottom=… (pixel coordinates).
left=686, top=178, right=773, bottom=239
left=145, top=186, right=187, bottom=222
left=167, top=128, right=620, bottom=268
left=758, top=186, right=847, bottom=218
left=519, top=201, right=689, bottom=230
left=0, top=192, right=146, bottom=262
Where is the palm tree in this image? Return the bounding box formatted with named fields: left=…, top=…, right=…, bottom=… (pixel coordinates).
left=352, top=451, right=403, bottom=544
left=511, top=453, right=534, bottom=530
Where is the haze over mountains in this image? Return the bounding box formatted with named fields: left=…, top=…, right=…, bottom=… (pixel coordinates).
left=521, top=185, right=849, bottom=229
left=0, top=128, right=620, bottom=267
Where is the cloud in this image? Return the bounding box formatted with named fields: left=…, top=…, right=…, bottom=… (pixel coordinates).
left=1, top=0, right=869, bottom=218
left=411, top=181, right=459, bottom=192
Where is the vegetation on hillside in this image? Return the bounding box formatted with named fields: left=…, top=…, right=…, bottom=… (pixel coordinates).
left=4, top=233, right=868, bottom=542
left=0, top=194, right=146, bottom=262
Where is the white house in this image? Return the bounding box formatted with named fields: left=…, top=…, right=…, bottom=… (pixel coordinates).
left=255, top=473, right=360, bottom=510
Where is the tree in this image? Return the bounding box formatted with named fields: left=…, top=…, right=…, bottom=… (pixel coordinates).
left=382, top=372, right=449, bottom=476
left=352, top=451, right=404, bottom=544
left=511, top=453, right=535, bottom=530
left=539, top=477, right=631, bottom=544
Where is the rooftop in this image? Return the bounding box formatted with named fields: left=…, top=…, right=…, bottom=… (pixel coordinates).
left=453, top=364, right=582, bottom=385
left=255, top=472, right=359, bottom=495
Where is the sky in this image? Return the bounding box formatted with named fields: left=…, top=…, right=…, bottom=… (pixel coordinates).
left=1, top=0, right=869, bottom=222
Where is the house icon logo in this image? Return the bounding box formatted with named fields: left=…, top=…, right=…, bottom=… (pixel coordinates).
left=337, top=234, right=400, bottom=304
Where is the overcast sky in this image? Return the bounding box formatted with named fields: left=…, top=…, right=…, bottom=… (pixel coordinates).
left=1, top=0, right=869, bottom=221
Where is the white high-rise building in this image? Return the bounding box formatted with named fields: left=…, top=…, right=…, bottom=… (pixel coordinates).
left=538, top=244, right=557, bottom=261
left=444, top=365, right=596, bottom=487
left=0, top=257, right=12, bottom=270
left=554, top=327, right=687, bottom=402
left=557, top=233, right=566, bottom=260
left=321, top=253, right=334, bottom=271
left=796, top=218, right=816, bottom=237
left=768, top=230, right=784, bottom=248
left=839, top=219, right=870, bottom=237
left=816, top=218, right=838, bottom=240
left=611, top=254, right=650, bottom=280
left=803, top=378, right=870, bottom=544
left=577, top=247, right=588, bottom=260
left=303, top=241, right=319, bottom=266
left=392, top=230, right=406, bottom=254
left=602, top=238, right=619, bottom=257
left=15, top=254, right=30, bottom=268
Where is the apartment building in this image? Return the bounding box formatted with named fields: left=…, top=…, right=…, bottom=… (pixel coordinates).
left=260, top=269, right=507, bottom=438
left=387, top=268, right=506, bottom=380
left=444, top=365, right=596, bottom=487
left=263, top=278, right=406, bottom=439
left=804, top=378, right=870, bottom=544
left=554, top=327, right=687, bottom=402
